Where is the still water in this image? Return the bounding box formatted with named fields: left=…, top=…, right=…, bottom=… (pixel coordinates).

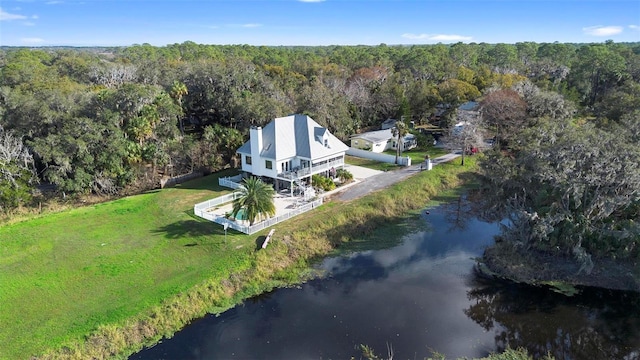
left=132, top=203, right=640, bottom=360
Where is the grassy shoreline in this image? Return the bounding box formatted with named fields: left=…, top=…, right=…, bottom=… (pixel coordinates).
left=1, top=158, right=477, bottom=360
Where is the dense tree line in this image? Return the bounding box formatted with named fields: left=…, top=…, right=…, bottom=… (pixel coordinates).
left=469, top=43, right=640, bottom=269
left=0, top=41, right=638, bottom=221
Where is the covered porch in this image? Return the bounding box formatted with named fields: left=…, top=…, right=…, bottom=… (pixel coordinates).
left=275, top=156, right=345, bottom=197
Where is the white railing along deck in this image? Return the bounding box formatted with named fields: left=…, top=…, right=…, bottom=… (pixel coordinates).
left=312, top=158, right=345, bottom=173
left=278, top=159, right=345, bottom=180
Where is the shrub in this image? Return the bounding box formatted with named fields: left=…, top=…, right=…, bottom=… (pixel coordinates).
left=312, top=174, right=336, bottom=191
left=335, top=169, right=353, bottom=183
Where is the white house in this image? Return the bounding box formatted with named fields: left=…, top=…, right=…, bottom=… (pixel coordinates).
left=350, top=128, right=417, bottom=153
left=236, top=114, right=349, bottom=193
left=453, top=101, right=481, bottom=134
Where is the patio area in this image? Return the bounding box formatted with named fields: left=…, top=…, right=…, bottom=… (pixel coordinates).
left=203, top=189, right=319, bottom=220
left=194, top=164, right=381, bottom=234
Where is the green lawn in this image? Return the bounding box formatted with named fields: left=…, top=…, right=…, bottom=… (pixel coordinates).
left=0, top=169, right=258, bottom=359
left=0, top=158, right=478, bottom=359
left=345, top=155, right=398, bottom=171
left=346, top=146, right=450, bottom=171
left=384, top=147, right=450, bottom=164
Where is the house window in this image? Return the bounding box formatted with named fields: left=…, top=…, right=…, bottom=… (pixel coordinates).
left=324, top=139, right=329, bottom=147
left=245, top=155, right=252, bottom=165
left=265, top=160, right=272, bottom=169
left=354, top=140, right=359, bottom=145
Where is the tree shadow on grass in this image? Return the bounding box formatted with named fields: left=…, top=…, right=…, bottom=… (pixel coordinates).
left=323, top=213, right=415, bottom=253
left=428, top=172, right=479, bottom=205
left=456, top=171, right=480, bottom=185
left=171, top=168, right=240, bottom=191
left=153, top=219, right=225, bottom=240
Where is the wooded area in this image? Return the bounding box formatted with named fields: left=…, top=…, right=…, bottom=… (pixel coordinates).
left=1, top=42, right=639, bottom=257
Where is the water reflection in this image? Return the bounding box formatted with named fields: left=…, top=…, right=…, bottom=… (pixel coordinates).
left=465, top=278, right=640, bottom=359
left=131, top=200, right=640, bottom=360
left=131, top=206, right=500, bottom=360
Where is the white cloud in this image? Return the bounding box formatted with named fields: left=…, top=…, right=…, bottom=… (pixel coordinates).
left=429, top=34, right=473, bottom=41
left=0, top=8, right=27, bottom=20
left=21, top=37, right=44, bottom=43
left=630, top=25, right=639, bottom=30
left=23, top=21, right=35, bottom=26
left=402, top=33, right=472, bottom=42
left=240, top=23, right=261, bottom=28
left=582, top=25, right=623, bottom=36
left=32, top=14, right=38, bottom=19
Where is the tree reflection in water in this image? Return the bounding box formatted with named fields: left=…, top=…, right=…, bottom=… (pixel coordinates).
left=464, top=277, right=640, bottom=359
left=440, top=192, right=499, bottom=233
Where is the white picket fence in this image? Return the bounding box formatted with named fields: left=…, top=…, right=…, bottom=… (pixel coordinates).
left=193, top=192, right=242, bottom=215
left=193, top=194, right=323, bottom=235
left=218, top=175, right=243, bottom=189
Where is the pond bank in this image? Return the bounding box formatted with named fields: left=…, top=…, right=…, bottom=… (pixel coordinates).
left=37, top=159, right=478, bottom=359
left=478, top=243, right=640, bottom=295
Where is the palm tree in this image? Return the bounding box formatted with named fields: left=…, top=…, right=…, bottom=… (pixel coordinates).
left=335, top=168, right=353, bottom=183
left=232, top=177, right=276, bottom=226
left=391, top=120, right=408, bottom=164
left=169, top=81, right=188, bottom=136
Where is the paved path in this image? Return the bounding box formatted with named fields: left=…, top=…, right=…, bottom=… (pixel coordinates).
left=332, top=152, right=461, bottom=202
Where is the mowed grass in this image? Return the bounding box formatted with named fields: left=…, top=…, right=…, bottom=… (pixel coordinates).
left=382, top=147, right=450, bottom=164
left=0, top=158, right=479, bottom=360
left=346, top=147, right=451, bottom=171
left=0, top=169, right=258, bottom=359
left=345, top=155, right=398, bottom=171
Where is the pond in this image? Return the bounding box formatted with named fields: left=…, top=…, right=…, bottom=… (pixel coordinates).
left=131, top=202, right=640, bottom=359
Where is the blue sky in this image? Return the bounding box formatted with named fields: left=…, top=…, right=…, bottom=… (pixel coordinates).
left=1, top=0, right=639, bottom=47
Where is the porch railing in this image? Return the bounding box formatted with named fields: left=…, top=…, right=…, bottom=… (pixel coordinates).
left=278, top=158, right=344, bottom=180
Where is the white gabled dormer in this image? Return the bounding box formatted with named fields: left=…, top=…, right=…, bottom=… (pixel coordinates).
left=315, top=127, right=330, bottom=148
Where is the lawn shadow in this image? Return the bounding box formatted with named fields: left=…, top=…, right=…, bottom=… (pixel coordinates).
left=171, top=168, right=240, bottom=191
left=427, top=172, right=479, bottom=206
left=429, top=191, right=465, bottom=205
left=325, top=212, right=413, bottom=253
left=255, top=235, right=266, bottom=251
left=456, top=171, right=480, bottom=186
left=153, top=219, right=223, bottom=239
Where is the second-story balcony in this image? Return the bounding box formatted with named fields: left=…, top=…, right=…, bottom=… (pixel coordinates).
left=278, top=158, right=344, bottom=180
